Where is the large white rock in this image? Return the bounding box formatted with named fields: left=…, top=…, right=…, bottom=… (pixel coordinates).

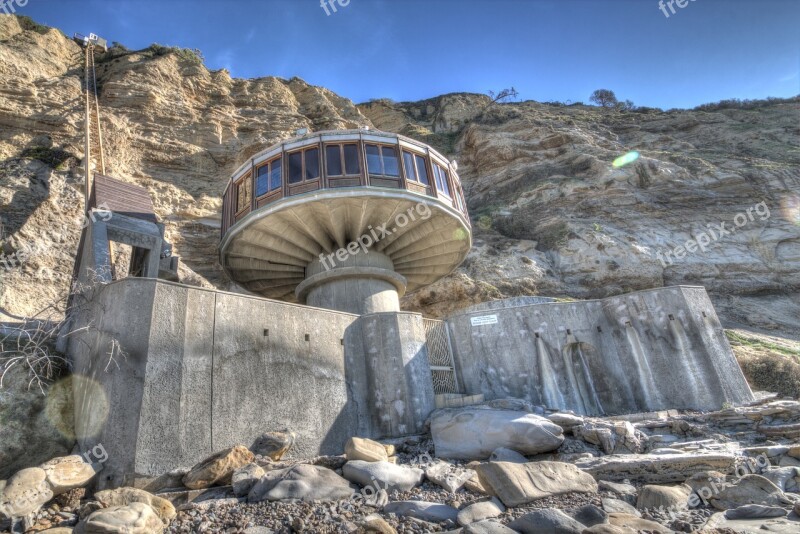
left=0, top=467, right=53, bottom=518
left=431, top=407, right=565, bottom=460
left=248, top=464, right=355, bottom=502
left=475, top=461, right=598, bottom=507
left=77, top=502, right=164, bottom=533
left=40, top=456, right=98, bottom=496
left=342, top=460, right=424, bottom=492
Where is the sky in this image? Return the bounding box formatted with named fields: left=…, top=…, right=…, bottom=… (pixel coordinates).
left=14, top=0, right=800, bottom=109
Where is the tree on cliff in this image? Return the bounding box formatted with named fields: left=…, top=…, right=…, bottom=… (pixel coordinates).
left=590, top=89, right=618, bottom=108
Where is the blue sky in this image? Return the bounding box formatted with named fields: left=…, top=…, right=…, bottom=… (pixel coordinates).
left=15, top=0, right=800, bottom=108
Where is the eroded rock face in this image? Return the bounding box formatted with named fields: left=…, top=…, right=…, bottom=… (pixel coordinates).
left=431, top=407, right=565, bottom=460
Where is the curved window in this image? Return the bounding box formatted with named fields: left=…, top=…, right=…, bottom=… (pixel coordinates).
left=305, top=147, right=320, bottom=180
left=403, top=151, right=430, bottom=186
left=326, top=145, right=343, bottom=176
left=256, top=157, right=282, bottom=196
left=326, top=143, right=361, bottom=176
left=365, top=144, right=400, bottom=177
left=433, top=163, right=451, bottom=197
left=235, top=172, right=252, bottom=212
left=288, top=147, right=320, bottom=184
left=288, top=152, right=303, bottom=184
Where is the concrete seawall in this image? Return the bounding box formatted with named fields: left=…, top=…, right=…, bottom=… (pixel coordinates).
left=66, top=278, right=435, bottom=488
left=445, top=286, right=753, bottom=415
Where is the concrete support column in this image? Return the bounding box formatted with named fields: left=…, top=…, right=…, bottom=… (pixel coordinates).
left=297, top=251, right=407, bottom=315
left=355, top=312, right=436, bottom=437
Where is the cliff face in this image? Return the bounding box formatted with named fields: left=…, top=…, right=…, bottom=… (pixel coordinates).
left=0, top=14, right=798, bottom=339
left=361, top=96, right=800, bottom=335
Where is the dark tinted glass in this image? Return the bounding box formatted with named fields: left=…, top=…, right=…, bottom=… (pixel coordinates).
left=288, top=152, right=303, bottom=184
left=344, top=144, right=360, bottom=174
left=270, top=159, right=282, bottom=191
left=256, top=165, right=269, bottom=196
left=326, top=145, right=343, bottom=176
left=366, top=144, right=381, bottom=174
left=415, top=154, right=429, bottom=185
left=305, top=148, right=320, bottom=180
left=382, top=146, right=399, bottom=176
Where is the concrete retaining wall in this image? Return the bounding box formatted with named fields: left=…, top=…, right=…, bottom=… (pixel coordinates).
left=67, top=279, right=434, bottom=488
left=445, top=286, right=753, bottom=415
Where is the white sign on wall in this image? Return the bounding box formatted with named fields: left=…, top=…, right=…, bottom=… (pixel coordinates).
left=470, top=314, right=498, bottom=326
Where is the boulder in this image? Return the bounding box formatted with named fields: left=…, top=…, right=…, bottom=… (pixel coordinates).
left=607, top=512, right=671, bottom=533
left=601, top=498, right=640, bottom=517
left=725, top=504, right=787, bottom=519
left=572, top=504, right=608, bottom=527
left=636, top=484, right=690, bottom=510
left=182, top=445, right=254, bottom=489
left=762, top=466, right=800, bottom=492
left=489, top=448, right=527, bottom=463
left=232, top=463, right=266, bottom=497
left=463, top=520, right=519, bottom=533
left=343, top=460, right=423, bottom=492
left=0, top=467, right=53, bottom=518
left=431, top=408, right=564, bottom=460
left=358, top=513, right=396, bottom=533
left=251, top=431, right=294, bottom=460
left=475, top=461, right=597, bottom=507
left=345, top=437, right=389, bottom=463
left=709, top=474, right=792, bottom=510
left=248, top=464, right=354, bottom=502
left=684, top=470, right=727, bottom=502
left=598, top=480, right=637, bottom=500
left=382, top=500, right=459, bottom=523
left=705, top=511, right=800, bottom=533
left=508, top=508, right=586, bottom=533
left=40, top=456, right=98, bottom=496
left=76, top=502, right=164, bottom=533
left=576, top=453, right=737, bottom=483
left=457, top=497, right=505, bottom=526
left=547, top=412, right=584, bottom=429
left=93, top=487, right=175, bottom=524
left=581, top=526, right=632, bottom=534
left=425, top=461, right=475, bottom=493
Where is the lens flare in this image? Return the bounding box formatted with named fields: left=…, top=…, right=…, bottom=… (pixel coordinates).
left=612, top=151, right=640, bottom=168
left=780, top=195, right=800, bottom=226
left=477, top=215, right=492, bottom=230
left=46, top=374, right=108, bottom=441
left=453, top=228, right=468, bottom=240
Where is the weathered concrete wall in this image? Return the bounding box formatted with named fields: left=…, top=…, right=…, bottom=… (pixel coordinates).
left=445, top=286, right=753, bottom=415
left=67, top=279, right=434, bottom=487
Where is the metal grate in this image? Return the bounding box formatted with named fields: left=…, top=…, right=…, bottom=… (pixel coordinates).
left=423, top=319, right=459, bottom=394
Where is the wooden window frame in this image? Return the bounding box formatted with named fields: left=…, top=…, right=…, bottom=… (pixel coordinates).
left=402, top=149, right=432, bottom=186
left=287, top=146, right=321, bottom=186
left=234, top=171, right=252, bottom=215
left=255, top=156, right=283, bottom=198
left=432, top=162, right=452, bottom=199
left=324, top=142, right=362, bottom=178
left=364, top=142, right=402, bottom=180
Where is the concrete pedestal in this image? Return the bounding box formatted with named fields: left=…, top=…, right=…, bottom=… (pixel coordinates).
left=297, top=251, right=406, bottom=315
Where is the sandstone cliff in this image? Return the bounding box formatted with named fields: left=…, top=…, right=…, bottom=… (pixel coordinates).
left=0, top=14, right=798, bottom=343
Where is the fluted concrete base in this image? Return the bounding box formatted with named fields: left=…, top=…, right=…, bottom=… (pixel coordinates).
left=297, top=251, right=406, bottom=315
